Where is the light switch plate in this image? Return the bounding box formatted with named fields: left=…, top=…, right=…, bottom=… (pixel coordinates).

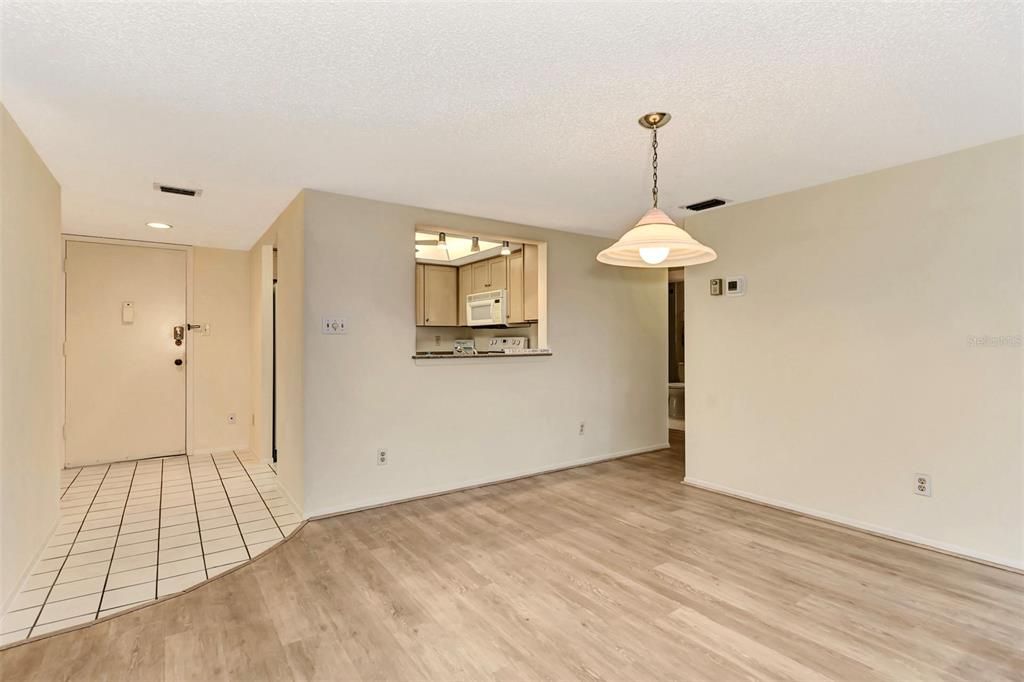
left=322, top=317, right=346, bottom=334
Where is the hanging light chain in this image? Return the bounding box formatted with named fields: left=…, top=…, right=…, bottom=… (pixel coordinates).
left=651, top=127, right=659, bottom=208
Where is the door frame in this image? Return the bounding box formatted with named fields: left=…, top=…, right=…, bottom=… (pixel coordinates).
left=61, top=235, right=196, bottom=467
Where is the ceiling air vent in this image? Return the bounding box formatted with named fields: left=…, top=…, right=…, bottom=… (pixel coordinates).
left=153, top=183, right=203, bottom=198
left=683, top=197, right=728, bottom=212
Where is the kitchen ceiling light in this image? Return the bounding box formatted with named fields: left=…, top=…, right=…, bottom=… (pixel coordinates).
left=146, top=222, right=173, bottom=230
left=437, top=232, right=448, bottom=250
left=471, top=236, right=480, bottom=253
left=500, top=241, right=511, bottom=256
left=596, top=112, right=717, bottom=268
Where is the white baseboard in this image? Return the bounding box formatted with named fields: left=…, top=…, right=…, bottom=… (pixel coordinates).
left=275, top=476, right=305, bottom=519
left=683, top=477, right=1023, bottom=572
left=189, top=444, right=250, bottom=457
left=2, top=514, right=61, bottom=615
left=308, top=443, right=670, bottom=520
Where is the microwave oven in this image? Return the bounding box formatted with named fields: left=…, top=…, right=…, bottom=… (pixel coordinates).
left=466, top=289, right=508, bottom=326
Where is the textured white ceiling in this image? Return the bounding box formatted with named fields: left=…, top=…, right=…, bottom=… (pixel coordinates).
left=2, top=2, right=1021, bottom=250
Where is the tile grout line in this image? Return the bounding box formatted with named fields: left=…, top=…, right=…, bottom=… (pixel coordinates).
left=154, top=459, right=164, bottom=599
left=16, top=572, right=159, bottom=612
left=93, top=461, right=138, bottom=618
left=22, top=550, right=162, bottom=590
left=232, top=451, right=286, bottom=539
left=211, top=453, right=252, bottom=561
left=184, top=455, right=210, bottom=580
left=59, top=468, right=83, bottom=500
left=28, top=464, right=112, bottom=637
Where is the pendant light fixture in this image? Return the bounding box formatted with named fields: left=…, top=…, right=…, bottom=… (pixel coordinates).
left=500, top=241, right=511, bottom=256
left=597, top=112, right=717, bottom=268
left=471, top=236, right=481, bottom=253
left=437, top=232, right=448, bottom=250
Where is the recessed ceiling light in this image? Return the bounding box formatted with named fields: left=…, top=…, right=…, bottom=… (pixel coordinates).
left=146, top=222, right=173, bottom=230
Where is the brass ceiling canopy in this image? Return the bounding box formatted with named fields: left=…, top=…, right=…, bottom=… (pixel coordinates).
left=638, top=112, right=671, bottom=129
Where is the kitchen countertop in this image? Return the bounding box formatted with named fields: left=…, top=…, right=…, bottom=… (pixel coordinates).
left=412, top=351, right=553, bottom=359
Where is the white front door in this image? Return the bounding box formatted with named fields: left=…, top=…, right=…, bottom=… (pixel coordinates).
left=65, top=241, right=187, bottom=466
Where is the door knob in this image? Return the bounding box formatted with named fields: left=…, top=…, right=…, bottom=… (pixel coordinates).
left=174, top=358, right=184, bottom=366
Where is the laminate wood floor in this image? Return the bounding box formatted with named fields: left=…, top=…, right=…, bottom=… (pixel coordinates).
left=2, top=442, right=1021, bottom=681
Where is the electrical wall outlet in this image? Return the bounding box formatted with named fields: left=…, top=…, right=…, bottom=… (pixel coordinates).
left=227, top=413, right=237, bottom=425
left=578, top=421, right=585, bottom=436
left=914, top=473, right=931, bottom=497
left=377, top=449, right=388, bottom=466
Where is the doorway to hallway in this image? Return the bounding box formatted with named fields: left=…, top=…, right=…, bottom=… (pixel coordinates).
left=668, top=269, right=686, bottom=476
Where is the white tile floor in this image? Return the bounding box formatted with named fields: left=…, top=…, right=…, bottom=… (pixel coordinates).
left=0, top=451, right=300, bottom=645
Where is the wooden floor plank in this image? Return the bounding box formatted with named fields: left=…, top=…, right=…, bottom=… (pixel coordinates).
left=2, top=439, right=1021, bottom=681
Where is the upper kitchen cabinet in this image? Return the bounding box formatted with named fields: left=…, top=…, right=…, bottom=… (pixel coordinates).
left=488, top=257, right=507, bottom=292
left=458, top=264, right=472, bottom=326
left=471, top=260, right=490, bottom=293
left=507, top=250, right=524, bottom=323
left=415, top=263, right=458, bottom=326
left=505, top=244, right=539, bottom=323
left=523, top=244, right=539, bottom=320
left=468, top=256, right=509, bottom=295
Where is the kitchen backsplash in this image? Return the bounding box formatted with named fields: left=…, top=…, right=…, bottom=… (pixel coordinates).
left=415, top=323, right=539, bottom=352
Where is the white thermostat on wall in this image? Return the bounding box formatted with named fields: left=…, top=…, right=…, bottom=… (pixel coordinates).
left=321, top=317, right=346, bottom=334
left=725, top=276, right=746, bottom=297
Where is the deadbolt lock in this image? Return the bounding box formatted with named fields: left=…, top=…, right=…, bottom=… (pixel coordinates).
left=173, top=325, right=185, bottom=346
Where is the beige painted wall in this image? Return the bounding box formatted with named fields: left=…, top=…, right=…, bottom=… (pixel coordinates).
left=0, top=105, right=62, bottom=607
left=301, top=191, right=667, bottom=517
left=192, top=247, right=251, bottom=453
left=249, top=192, right=304, bottom=512
left=683, top=137, right=1023, bottom=568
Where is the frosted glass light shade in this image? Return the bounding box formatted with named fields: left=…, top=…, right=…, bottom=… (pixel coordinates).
left=597, top=208, right=717, bottom=268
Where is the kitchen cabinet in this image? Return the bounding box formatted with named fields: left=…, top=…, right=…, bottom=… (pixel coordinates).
left=507, top=250, right=524, bottom=323
left=468, top=255, right=509, bottom=294
left=471, top=260, right=489, bottom=294
left=523, top=244, right=539, bottom=321
left=488, top=257, right=507, bottom=292
left=415, top=263, right=425, bottom=325
left=416, top=264, right=458, bottom=326
left=458, top=264, right=472, bottom=326
left=505, top=245, right=539, bottom=323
